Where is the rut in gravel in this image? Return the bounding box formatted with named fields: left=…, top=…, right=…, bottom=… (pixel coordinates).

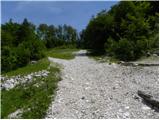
left=46, top=50, right=159, bottom=119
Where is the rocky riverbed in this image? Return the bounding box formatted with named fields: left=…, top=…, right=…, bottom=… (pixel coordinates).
left=46, top=50, right=159, bottom=119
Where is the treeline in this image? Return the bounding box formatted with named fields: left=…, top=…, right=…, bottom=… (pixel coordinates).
left=2, top=19, right=78, bottom=73
left=80, top=1, right=159, bottom=61
left=37, top=23, right=78, bottom=48
left=2, top=1, right=159, bottom=73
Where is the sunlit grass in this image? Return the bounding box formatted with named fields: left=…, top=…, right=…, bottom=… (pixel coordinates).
left=45, top=48, right=79, bottom=60
left=1, top=59, right=61, bottom=119
left=3, top=58, right=50, bottom=77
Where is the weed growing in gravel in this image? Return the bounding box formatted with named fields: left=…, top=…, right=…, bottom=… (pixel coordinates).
left=1, top=60, right=61, bottom=119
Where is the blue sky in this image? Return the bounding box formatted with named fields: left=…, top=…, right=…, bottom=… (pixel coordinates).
left=1, top=1, right=118, bottom=32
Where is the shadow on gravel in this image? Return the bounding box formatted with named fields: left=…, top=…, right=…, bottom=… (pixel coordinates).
left=142, top=100, right=159, bottom=112
left=138, top=90, right=159, bottom=112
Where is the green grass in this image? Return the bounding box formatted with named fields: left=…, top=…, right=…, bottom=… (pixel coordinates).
left=3, top=48, right=79, bottom=77
left=1, top=59, right=61, bottom=119
left=45, top=48, right=79, bottom=60
left=1, top=48, right=80, bottom=118
left=3, top=59, right=50, bottom=77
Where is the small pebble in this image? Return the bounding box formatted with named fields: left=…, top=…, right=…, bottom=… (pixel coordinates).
left=81, top=96, right=85, bottom=100
left=124, top=112, right=130, bottom=117
left=142, top=106, right=151, bottom=110
left=125, top=106, right=130, bottom=109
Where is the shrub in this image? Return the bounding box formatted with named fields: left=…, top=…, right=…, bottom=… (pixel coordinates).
left=105, top=37, right=118, bottom=56
left=117, top=39, right=135, bottom=61
left=1, top=47, right=18, bottom=73
left=1, top=19, right=47, bottom=73
left=81, top=1, right=159, bottom=61
left=106, top=38, right=136, bottom=61
left=16, top=44, right=31, bottom=67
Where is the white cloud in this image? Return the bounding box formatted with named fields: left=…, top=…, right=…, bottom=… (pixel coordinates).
left=14, top=1, right=63, bottom=14
left=15, top=1, right=33, bottom=11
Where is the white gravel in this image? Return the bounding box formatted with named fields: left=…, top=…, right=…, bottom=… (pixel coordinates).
left=7, top=109, right=23, bottom=119
left=1, top=70, right=50, bottom=90
left=46, top=50, right=159, bottom=119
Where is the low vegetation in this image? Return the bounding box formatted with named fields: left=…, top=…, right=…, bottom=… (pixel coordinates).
left=1, top=47, right=79, bottom=118
left=1, top=58, right=61, bottom=119
left=3, top=59, right=50, bottom=77
left=2, top=19, right=78, bottom=73
left=2, top=48, right=78, bottom=77
left=46, top=48, right=79, bottom=60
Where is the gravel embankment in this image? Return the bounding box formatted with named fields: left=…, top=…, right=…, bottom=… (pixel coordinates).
left=46, top=50, right=158, bottom=119
left=1, top=70, right=50, bottom=90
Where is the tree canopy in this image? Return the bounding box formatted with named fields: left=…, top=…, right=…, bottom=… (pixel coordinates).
left=80, top=1, right=159, bottom=61
left=1, top=18, right=78, bottom=73
left=2, top=1, right=159, bottom=73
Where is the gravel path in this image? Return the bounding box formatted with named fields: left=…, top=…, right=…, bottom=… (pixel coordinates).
left=46, top=50, right=159, bottom=119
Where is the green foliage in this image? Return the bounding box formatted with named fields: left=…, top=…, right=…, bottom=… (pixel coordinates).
left=37, top=24, right=78, bottom=49
left=83, top=14, right=113, bottom=51
left=1, top=47, right=18, bottom=72
left=2, top=18, right=78, bottom=73
left=1, top=59, right=61, bottom=119
left=106, top=36, right=158, bottom=61
left=16, top=18, right=36, bottom=45
left=45, top=48, right=79, bottom=60
left=16, top=44, right=31, bottom=67
left=20, top=40, right=46, bottom=60
left=108, top=38, right=135, bottom=61
left=3, top=58, right=49, bottom=77
left=81, top=1, right=159, bottom=61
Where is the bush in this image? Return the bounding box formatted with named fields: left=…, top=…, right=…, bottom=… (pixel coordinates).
left=1, top=19, right=47, bottom=73
left=23, top=40, right=46, bottom=60
left=1, top=47, right=18, bottom=73
left=117, top=39, right=135, bottom=61
left=105, top=37, right=118, bottom=56
left=81, top=1, right=159, bottom=61
left=106, top=38, right=136, bottom=61
left=148, top=33, right=159, bottom=49
left=16, top=44, right=31, bottom=67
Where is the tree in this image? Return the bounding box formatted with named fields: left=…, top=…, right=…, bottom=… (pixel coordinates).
left=37, top=24, right=49, bottom=40
left=37, top=24, right=78, bottom=48
left=83, top=11, right=113, bottom=51
left=80, top=1, right=159, bottom=60
left=17, top=18, right=36, bottom=44
left=1, top=18, right=46, bottom=73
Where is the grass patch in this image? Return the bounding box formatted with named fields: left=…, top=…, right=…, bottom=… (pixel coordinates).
left=1, top=59, right=61, bottom=119
left=1, top=48, right=81, bottom=118
left=3, top=59, right=50, bottom=77
left=3, top=48, right=79, bottom=77
left=45, top=48, right=79, bottom=60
